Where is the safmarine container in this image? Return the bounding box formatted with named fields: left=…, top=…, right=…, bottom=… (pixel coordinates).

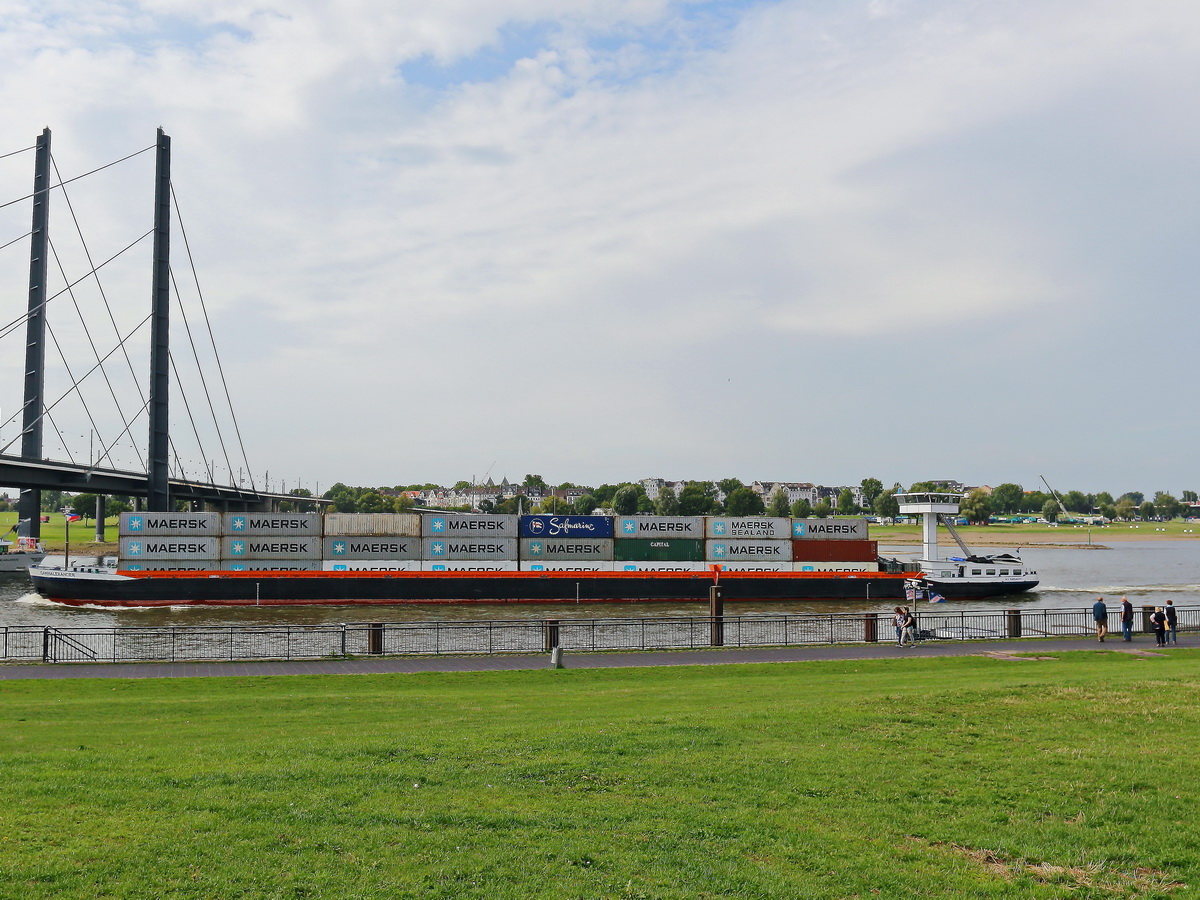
left=519, top=515, right=615, bottom=539
left=322, top=536, right=421, bottom=560
left=614, top=561, right=705, bottom=572
left=225, top=560, right=320, bottom=572
left=705, top=517, right=790, bottom=539
left=613, top=516, right=705, bottom=538
left=324, top=513, right=421, bottom=537
left=790, top=539, right=877, bottom=562
left=706, top=539, right=792, bottom=562
left=523, top=561, right=615, bottom=572
left=224, top=513, right=321, bottom=537
left=422, top=537, right=518, bottom=561
left=119, top=512, right=220, bottom=537
left=321, top=560, right=420, bottom=571
left=423, top=514, right=518, bottom=538
left=613, top=538, right=705, bottom=562
left=794, top=561, right=876, bottom=572
left=791, top=518, right=869, bottom=540
left=119, top=536, right=221, bottom=561
left=117, top=560, right=218, bottom=572
left=714, top=561, right=791, bottom=572
left=520, top=538, right=614, bottom=561
left=222, top=535, right=321, bottom=560
left=422, top=560, right=519, bottom=571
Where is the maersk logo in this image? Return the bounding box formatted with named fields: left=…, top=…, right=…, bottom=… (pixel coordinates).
left=230, top=516, right=247, bottom=532
left=431, top=517, right=446, bottom=532
left=800, top=565, right=815, bottom=571
left=429, top=541, right=446, bottom=556
left=712, top=521, right=727, bottom=536
left=430, top=564, right=446, bottom=571
left=793, top=521, right=807, bottom=537
left=229, top=540, right=247, bottom=556
left=528, top=564, right=545, bottom=571
left=623, top=564, right=638, bottom=571
left=127, top=516, right=143, bottom=532
left=127, top=541, right=142, bottom=556
left=711, top=543, right=727, bottom=558
left=333, top=564, right=347, bottom=571
left=528, top=541, right=543, bottom=556
left=621, top=519, right=637, bottom=534
left=332, top=541, right=347, bottom=556
left=229, top=563, right=246, bottom=571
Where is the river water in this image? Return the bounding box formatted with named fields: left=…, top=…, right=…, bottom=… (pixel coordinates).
left=1, top=541, right=1196, bottom=628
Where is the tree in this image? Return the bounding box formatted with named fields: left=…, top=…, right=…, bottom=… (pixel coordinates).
left=1183, top=490, right=1198, bottom=503
left=717, top=478, right=745, bottom=501
left=1139, top=500, right=1157, bottom=521
left=960, top=489, right=991, bottom=524
left=612, top=485, right=640, bottom=515
left=655, top=486, right=680, bottom=516
left=678, top=482, right=717, bottom=516
left=812, top=500, right=832, bottom=519
left=394, top=494, right=415, bottom=512
left=874, top=490, right=900, bottom=520
left=1098, top=503, right=1117, bottom=521
left=989, top=483, right=1024, bottom=515
left=836, top=489, right=857, bottom=516
left=1119, top=491, right=1144, bottom=506
left=592, top=484, right=619, bottom=505
left=357, top=491, right=387, bottom=513
left=574, top=493, right=598, bottom=515
left=1115, top=497, right=1136, bottom=521
left=1095, top=491, right=1115, bottom=507
left=1153, top=492, right=1181, bottom=520
left=452, top=480, right=472, bottom=492
left=859, top=478, right=883, bottom=511
left=767, top=489, right=790, bottom=517
left=1063, top=490, right=1091, bottom=514
left=72, top=493, right=99, bottom=523
left=523, top=474, right=548, bottom=491
left=725, top=487, right=765, bottom=516
left=790, top=498, right=812, bottom=518
left=1041, top=499, right=1060, bottom=523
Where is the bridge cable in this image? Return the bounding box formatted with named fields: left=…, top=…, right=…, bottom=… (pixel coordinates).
left=0, top=231, right=33, bottom=254
left=42, top=312, right=113, bottom=469
left=167, top=350, right=215, bottom=485
left=0, top=144, right=154, bottom=213
left=42, top=407, right=78, bottom=467
left=0, top=143, right=36, bottom=162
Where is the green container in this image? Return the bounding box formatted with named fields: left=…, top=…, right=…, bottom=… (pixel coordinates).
left=613, top=538, right=705, bottom=562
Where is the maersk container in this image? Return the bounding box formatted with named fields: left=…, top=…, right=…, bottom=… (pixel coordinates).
left=613, top=538, right=705, bottom=562
left=613, top=516, right=705, bottom=538
left=225, top=560, right=320, bottom=572
left=421, top=560, right=520, bottom=572
left=324, top=513, right=421, bottom=537
left=119, top=536, right=221, bottom=561
left=119, top=512, right=221, bottom=537
left=321, top=560, right=420, bottom=572
left=614, top=561, right=704, bottom=572
left=422, top=514, right=518, bottom=538
left=791, top=518, right=869, bottom=540
left=224, top=513, right=321, bottom=537
left=520, top=538, right=614, bottom=561
left=794, top=561, right=876, bottom=572
left=322, top=536, right=421, bottom=560
left=117, top=560, right=218, bottom=572
left=705, top=517, right=791, bottom=539
left=713, top=561, right=791, bottom=572
left=790, top=539, right=877, bottom=562
left=222, top=536, right=321, bottom=560
left=523, top=561, right=615, bottom=572
left=706, top=539, right=792, bottom=562
left=422, top=537, right=518, bottom=561
left=519, top=515, right=615, bottom=539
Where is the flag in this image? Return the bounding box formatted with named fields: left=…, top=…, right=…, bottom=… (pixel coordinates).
left=929, top=591, right=946, bottom=604
left=64, top=512, right=81, bottom=522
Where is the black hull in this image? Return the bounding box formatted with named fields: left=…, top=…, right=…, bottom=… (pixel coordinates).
left=923, top=579, right=1040, bottom=600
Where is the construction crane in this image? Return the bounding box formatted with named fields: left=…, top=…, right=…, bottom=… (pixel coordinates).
left=1039, top=475, right=1075, bottom=523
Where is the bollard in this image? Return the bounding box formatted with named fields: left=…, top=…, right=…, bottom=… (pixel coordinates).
left=368, top=622, right=384, bottom=655
left=543, top=619, right=560, bottom=652
left=550, top=646, right=564, bottom=669
left=1006, top=609, right=1022, bottom=639
left=709, top=584, right=724, bottom=647
left=864, top=612, right=878, bottom=643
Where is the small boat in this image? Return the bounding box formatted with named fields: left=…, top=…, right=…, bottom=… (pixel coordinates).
left=0, top=536, right=47, bottom=572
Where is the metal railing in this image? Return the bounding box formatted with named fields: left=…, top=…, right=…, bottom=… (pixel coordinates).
left=0, top=605, right=1192, bottom=664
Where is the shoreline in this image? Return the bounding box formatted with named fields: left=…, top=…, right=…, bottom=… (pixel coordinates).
left=873, top=529, right=1198, bottom=548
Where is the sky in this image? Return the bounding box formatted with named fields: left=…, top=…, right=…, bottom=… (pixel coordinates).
left=0, top=0, right=1197, bottom=499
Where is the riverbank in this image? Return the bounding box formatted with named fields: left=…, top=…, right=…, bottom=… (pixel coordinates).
left=872, top=523, right=1199, bottom=548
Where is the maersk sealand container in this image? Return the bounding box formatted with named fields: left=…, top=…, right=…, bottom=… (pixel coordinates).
left=705, top=518, right=791, bottom=539
left=519, top=515, right=615, bottom=539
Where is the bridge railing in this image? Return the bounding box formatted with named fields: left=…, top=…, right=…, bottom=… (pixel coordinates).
left=1, top=606, right=1191, bottom=664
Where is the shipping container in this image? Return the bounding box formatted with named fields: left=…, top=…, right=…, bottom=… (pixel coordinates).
left=222, top=536, right=321, bottom=560
left=705, top=539, right=792, bottom=562
left=224, top=513, right=321, bottom=537
left=422, top=514, right=518, bottom=538
left=520, top=538, right=614, bottom=561
left=225, top=560, right=321, bottom=572
left=791, top=518, right=869, bottom=540
left=422, top=537, right=518, bottom=561
left=322, top=536, right=421, bottom=560
left=790, top=539, right=877, bottom=562
left=321, top=560, right=420, bottom=572
left=522, top=561, right=615, bottom=572
left=117, top=560, right=218, bottom=572
left=712, top=561, right=792, bottom=572
left=519, top=515, right=615, bottom=539
left=119, top=512, right=221, bottom=537
left=705, top=517, right=791, bottom=539
left=421, top=561, right=520, bottom=572
left=793, top=561, right=876, bottom=572
left=614, top=561, right=705, bottom=572
left=614, top=516, right=705, bottom=538
left=323, top=513, right=421, bottom=537
left=119, top=536, right=221, bottom=561
left=613, top=538, right=705, bottom=562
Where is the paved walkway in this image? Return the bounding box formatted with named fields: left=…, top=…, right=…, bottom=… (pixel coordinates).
left=0, top=636, right=1182, bottom=680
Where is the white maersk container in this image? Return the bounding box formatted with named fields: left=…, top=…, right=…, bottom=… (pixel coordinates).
left=222, top=535, right=321, bottom=560
left=613, top=516, right=705, bottom=538
left=613, top=561, right=705, bottom=572
left=706, top=517, right=791, bottom=539
left=224, top=513, right=321, bottom=537
left=706, top=539, right=792, bottom=562
left=323, top=513, right=422, bottom=537
left=119, top=512, right=221, bottom=537
left=523, top=561, right=615, bottom=572
left=712, top=561, right=792, bottom=572
left=119, top=536, right=221, bottom=561
left=117, top=560, right=218, bottom=572
left=322, top=536, right=421, bottom=560
left=422, top=560, right=520, bottom=572
left=321, top=560, right=420, bottom=572
left=520, top=538, right=614, bottom=561
left=791, top=518, right=869, bottom=540
left=225, top=560, right=321, bottom=572
left=422, top=537, right=518, bottom=561
left=422, top=514, right=518, bottom=538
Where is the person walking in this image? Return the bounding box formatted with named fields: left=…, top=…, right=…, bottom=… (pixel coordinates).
left=900, top=606, right=917, bottom=648
left=1165, top=600, right=1178, bottom=644
left=1120, top=596, right=1134, bottom=642
left=1092, top=597, right=1108, bottom=642
left=893, top=606, right=905, bottom=647
left=1151, top=606, right=1167, bottom=647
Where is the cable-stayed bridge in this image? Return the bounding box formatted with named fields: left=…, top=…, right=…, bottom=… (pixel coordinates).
left=0, top=128, right=308, bottom=537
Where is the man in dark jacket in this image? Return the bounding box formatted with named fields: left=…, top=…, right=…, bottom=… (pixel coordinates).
left=1165, top=600, right=1178, bottom=645
left=1092, top=597, right=1108, bottom=642
left=1120, top=596, right=1134, bottom=642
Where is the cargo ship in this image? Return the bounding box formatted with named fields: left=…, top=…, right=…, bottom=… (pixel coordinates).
left=26, top=511, right=1035, bottom=606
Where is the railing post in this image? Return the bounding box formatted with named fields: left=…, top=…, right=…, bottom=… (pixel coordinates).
left=864, top=613, right=878, bottom=643
left=543, top=620, right=560, bottom=652
left=340, top=624, right=347, bottom=657
left=1006, top=609, right=1022, bottom=639
left=709, top=585, right=724, bottom=647
left=368, top=623, right=384, bottom=655
left=42, top=626, right=50, bottom=663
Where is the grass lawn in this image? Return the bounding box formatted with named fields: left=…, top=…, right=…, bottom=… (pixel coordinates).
left=1, top=651, right=1196, bottom=898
